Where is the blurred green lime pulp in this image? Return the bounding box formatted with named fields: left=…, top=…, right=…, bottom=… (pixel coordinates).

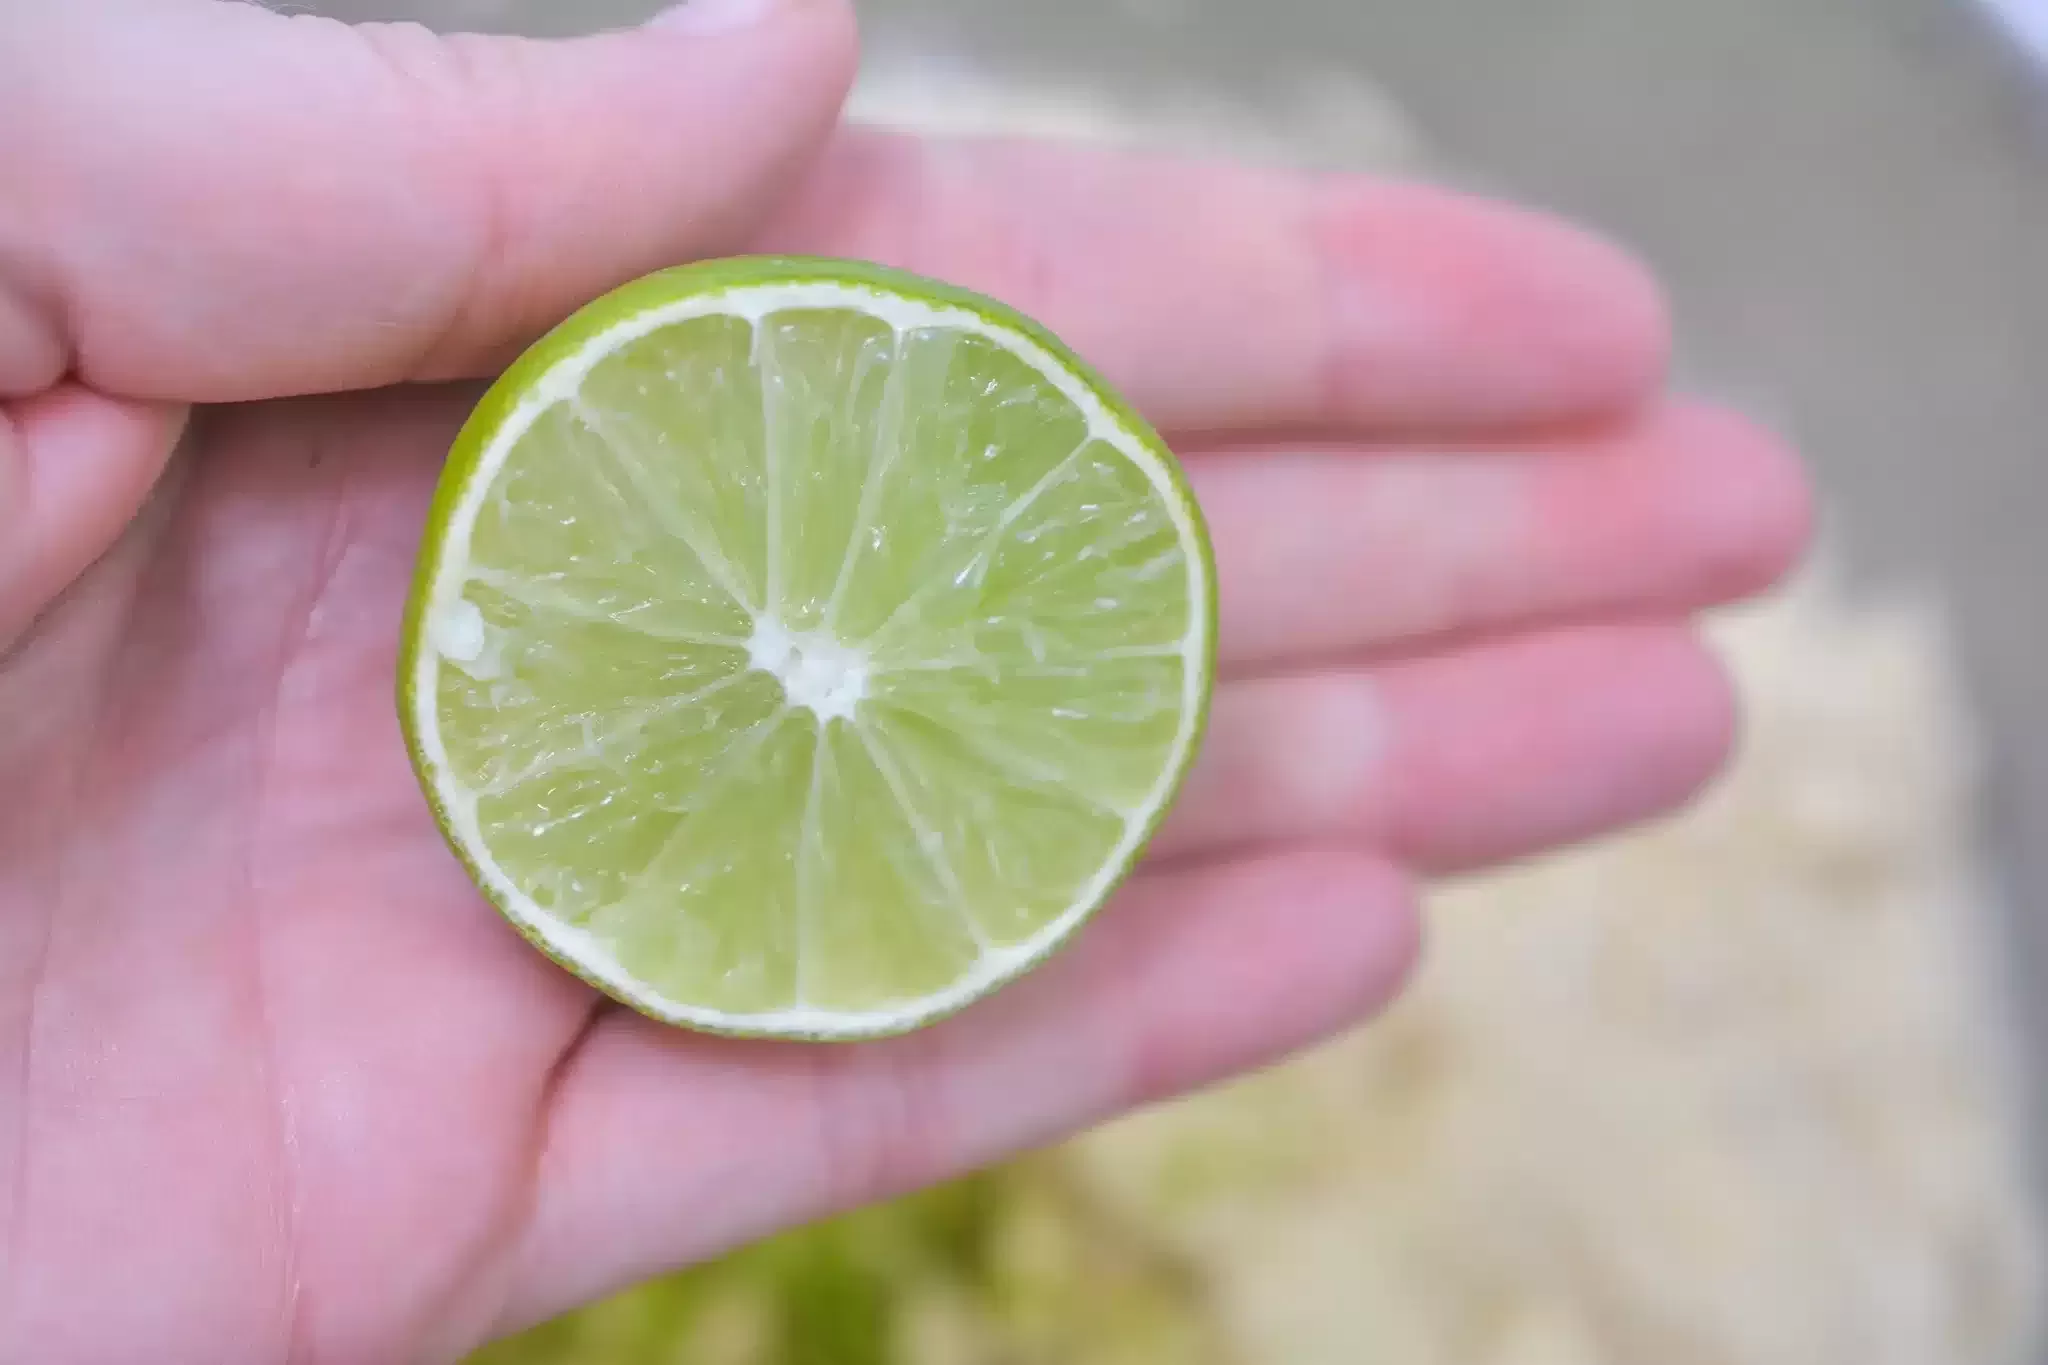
left=468, top=1156, right=1227, bottom=1365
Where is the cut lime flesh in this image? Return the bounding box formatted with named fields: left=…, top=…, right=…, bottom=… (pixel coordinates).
left=399, top=259, right=1215, bottom=1039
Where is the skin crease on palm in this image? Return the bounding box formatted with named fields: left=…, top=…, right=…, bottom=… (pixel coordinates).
left=0, top=0, right=1814, bottom=1361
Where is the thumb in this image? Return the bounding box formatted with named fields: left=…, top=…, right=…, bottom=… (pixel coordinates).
left=0, top=0, right=852, bottom=647
left=2, top=0, right=859, bottom=404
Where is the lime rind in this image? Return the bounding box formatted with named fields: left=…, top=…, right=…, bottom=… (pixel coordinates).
left=398, top=257, right=1217, bottom=1040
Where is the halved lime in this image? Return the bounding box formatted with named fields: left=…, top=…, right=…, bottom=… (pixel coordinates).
left=398, top=258, right=1215, bottom=1039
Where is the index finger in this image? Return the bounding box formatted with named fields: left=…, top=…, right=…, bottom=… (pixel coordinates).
left=754, top=128, right=1669, bottom=438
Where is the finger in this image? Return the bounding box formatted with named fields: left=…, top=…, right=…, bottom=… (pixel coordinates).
left=5, top=0, right=857, bottom=402
left=494, top=850, right=1417, bottom=1336
left=0, top=386, right=187, bottom=649
left=1156, top=623, right=1736, bottom=871
left=754, top=127, right=1668, bottom=436
left=1196, top=402, right=1810, bottom=670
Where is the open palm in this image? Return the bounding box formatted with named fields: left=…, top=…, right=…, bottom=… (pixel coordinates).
left=0, top=3, right=1809, bottom=1362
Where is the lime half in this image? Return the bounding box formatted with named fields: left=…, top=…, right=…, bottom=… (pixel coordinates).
left=399, top=258, right=1215, bottom=1039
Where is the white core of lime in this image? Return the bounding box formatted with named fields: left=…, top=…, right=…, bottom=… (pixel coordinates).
left=402, top=265, right=1213, bottom=1039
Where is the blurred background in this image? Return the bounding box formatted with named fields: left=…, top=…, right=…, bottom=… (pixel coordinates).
left=316, top=0, right=2048, bottom=1359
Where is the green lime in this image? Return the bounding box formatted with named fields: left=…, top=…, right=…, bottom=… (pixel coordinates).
left=398, top=258, right=1216, bottom=1039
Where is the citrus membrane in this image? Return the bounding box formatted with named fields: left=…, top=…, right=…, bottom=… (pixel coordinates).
left=398, top=258, right=1216, bottom=1039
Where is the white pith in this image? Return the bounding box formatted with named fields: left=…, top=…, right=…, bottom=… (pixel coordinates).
left=408, top=278, right=1211, bottom=1038
left=745, top=617, right=869, bottom=724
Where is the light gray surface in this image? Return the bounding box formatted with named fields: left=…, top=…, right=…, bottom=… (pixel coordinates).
left=324, top=0, right=2048, bottom=1298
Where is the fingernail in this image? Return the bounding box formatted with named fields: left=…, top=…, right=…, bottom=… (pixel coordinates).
left=648, top=0, right=785, bottom=35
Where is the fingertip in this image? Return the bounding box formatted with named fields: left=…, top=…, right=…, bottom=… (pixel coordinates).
left=1529, top=623, right=1740, bottom=821
left=1310, top=180, right=1670, bottom=430
left=1661, top=402, right=1817, bottom=598
left=647, top=0, right=860, bottom=88
left=1548, top=623, right=1741, bottom=836
left=1535, top=210, right=1673, bottom=407
left=1230, top=848, right=1423, bottom=1037
left=1385, top=623, right=1740, bottom=873
left=1332, top=850, right=1426, bottom=1011
left=1631, top=623, right=1742, bottom=814
left=1510, top=399, right=1816, bottom=622
left=1111, top=850, right=1420, bottom=1107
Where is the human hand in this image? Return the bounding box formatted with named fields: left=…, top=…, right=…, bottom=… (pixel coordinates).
left=0, top=2, right=1809, bottom=1361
